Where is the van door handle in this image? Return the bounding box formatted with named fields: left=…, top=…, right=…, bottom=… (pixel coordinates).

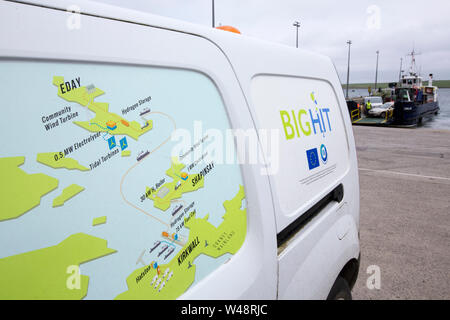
left=277, top=184, right=344, bottom=248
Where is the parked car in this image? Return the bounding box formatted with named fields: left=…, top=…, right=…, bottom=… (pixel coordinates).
left=368, top=101, right=395, bottom=118
left=364, top=96, right=383, bottom=108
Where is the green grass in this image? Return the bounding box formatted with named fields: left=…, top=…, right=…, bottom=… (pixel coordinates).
left=342, top=80, right=450, bottom=89
left=428, top=80, right=450, bottom=88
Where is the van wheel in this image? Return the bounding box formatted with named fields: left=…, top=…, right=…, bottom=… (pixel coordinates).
left=380, top=112, right=386, bottom=118
left=327, top=276, right=352, bottom=300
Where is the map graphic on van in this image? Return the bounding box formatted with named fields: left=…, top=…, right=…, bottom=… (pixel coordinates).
left=0, top=60, right=247, bottom=300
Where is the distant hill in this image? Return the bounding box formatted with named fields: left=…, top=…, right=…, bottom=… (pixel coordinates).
left=342, top=80, right=450, bottom=89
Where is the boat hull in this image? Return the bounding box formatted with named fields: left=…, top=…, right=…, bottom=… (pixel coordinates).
left=393, top=101, right=439, bottom=126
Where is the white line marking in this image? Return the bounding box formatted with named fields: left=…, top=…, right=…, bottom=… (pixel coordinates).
left=359, top=168, right=450, bottom=182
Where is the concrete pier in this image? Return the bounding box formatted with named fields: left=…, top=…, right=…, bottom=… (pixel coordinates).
left=351, top=126, right=450, bottom=299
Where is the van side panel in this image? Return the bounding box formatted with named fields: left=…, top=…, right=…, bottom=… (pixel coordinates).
left=0, top=1, right=278, bottom=300
left=211, top=36, right=360, bottom=298
left=277, top=194, right=359, bottom=298
left=250, top=75, right=350, bottom=227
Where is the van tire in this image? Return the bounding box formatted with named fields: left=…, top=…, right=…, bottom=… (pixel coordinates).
left=327, top=276, right=352, bottom=300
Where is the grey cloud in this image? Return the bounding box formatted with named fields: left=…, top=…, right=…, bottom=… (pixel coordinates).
left=90, top=0, right=450, bottom=82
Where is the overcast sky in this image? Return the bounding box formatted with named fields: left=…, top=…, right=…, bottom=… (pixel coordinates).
left=90, top=0, right=450, bottom=83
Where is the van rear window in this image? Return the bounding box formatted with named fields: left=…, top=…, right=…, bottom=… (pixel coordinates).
left=0, top=60, right=247, bottom=299
left=251, top=75, right=350, bottom=218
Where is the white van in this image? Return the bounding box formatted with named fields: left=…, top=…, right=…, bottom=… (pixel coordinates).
left=0, top=0, right=360, bottom=300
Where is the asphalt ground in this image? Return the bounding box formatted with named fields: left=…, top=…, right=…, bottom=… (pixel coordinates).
left=351, top=125, right=450, bottom=299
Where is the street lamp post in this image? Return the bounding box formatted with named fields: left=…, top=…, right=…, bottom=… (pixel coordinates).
left=374, top=50, right=380, bottom=91
left=345, top=40, right=352, bottom=99
left=293, top=21, right=300, bottom=48
left=212, top=0, right=215, bottom=28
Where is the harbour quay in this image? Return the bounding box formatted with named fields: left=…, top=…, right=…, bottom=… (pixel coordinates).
left=351, top=125, right=450, bottom=299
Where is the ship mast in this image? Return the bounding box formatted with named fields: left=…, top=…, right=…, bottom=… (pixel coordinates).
left=406, top=48, right=421, bottom=76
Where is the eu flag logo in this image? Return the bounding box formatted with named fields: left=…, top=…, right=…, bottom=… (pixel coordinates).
left=306, top=148, right=320, bottom=170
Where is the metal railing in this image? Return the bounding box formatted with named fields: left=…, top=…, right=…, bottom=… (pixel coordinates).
left=384, top=109, right=394, bottom=121
left=351, top=109, right=360, bottom=122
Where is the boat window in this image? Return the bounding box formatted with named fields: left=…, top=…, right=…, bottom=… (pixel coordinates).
left=397, top=89, right=411, bottom=102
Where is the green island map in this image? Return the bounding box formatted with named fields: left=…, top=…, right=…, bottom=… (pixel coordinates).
left=0, top=61, right=247, bottom=300
left=37, top=152, right=90, bottom=171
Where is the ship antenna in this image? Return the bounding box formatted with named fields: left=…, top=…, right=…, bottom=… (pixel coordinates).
left=407, top=48, right=421, bottom=76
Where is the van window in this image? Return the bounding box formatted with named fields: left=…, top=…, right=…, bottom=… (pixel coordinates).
left=250, top=75, right=349, bottom=220
left=0, top=60, right=247, bottom=299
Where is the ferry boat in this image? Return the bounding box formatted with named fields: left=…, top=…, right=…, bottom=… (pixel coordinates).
left=139, top=107, right=151, bottom=116
left=149, top=240, right=161, bottom=253
left=392, top=50, right=439, bottom=125
left=171, top=204, right=183, bottom=216
left=158, top=244, right=169, bottom=257
left=136, top=150, right=150, bottom=161
left=164, top=247, right=175, bottom=260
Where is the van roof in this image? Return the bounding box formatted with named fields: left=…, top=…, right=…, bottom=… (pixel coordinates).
left=14, top=0, right=340, bottom=95
left=15, top=0, right=333, bottom=64
left=14, top=0, right=261, bottom=41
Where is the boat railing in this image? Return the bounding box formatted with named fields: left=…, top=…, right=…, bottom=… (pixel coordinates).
left=351, top=109, right=360, bottom=122
left=385, top=109, right=394, bottom=122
